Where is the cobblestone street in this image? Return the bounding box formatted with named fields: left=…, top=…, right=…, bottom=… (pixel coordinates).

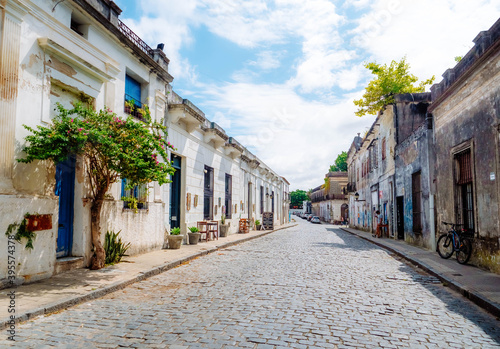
left=4, top=220, right=500, bottom=348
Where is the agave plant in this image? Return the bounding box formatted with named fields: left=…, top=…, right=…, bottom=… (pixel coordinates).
left=104, top=230, right=131, bottom=265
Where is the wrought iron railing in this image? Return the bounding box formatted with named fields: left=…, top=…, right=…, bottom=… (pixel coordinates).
left=347, top=182, right=357, bottom=193
left=118, top=20, right=153, bottom=58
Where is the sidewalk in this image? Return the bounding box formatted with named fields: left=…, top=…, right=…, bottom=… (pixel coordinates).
left=340, top=226, right=500, bottom=318
left=1, top=224, right=297, bottom=330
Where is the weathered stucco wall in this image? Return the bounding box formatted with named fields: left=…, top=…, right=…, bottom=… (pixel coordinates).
left=394, top=94, right=433, bottom=249
left=432, top=23, right=500, bottom=271
left=0, top=197, right=58, bottom=287
left=395, top=125, right=433, bottom=249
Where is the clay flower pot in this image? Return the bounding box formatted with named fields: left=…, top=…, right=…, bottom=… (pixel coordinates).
left=167, top=234, right=183, bottom=249
left=220, top=224, right=229, bottom=237
left=188, top=232, right=201, bottom=245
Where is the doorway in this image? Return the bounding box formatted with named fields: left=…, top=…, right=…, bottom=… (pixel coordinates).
left=247, top=182, right=252, bottom=220
left=204, top=166, right=214, bottom=220
left=396, top=196, right=404, bottom=240
left=55, top=156, right=76, bottom=258
left=170, top=155, right=181, bottom=229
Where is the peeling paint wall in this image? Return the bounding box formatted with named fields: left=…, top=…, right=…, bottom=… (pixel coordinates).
left=431, top=19, right=500, bottom=271
left=394, top=94, right=433, bottom=249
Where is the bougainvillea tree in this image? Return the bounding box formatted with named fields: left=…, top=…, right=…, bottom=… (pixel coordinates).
left=18, top=103, right=175, bottom=269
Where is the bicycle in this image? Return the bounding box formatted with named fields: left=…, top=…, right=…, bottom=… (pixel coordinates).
left=436, top=222, right=473, bottom=265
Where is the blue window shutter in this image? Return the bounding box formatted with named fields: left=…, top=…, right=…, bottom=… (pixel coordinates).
left=121, top=178, right=126, bottom=198
left=125, top=75, right=141, bottom=105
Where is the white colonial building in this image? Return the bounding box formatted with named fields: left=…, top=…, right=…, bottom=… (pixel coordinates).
left=0, top=0, right=289, bottom=287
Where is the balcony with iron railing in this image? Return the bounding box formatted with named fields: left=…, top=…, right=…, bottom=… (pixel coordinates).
left=311, top=193, right=348, bottom=203
left=227, top=137, right=244, bottom=152
left=118, top=20, right=154, bottom=58
left=347, top=182, right=357, bottom=193
left=117, top=19, right=172, bottom=81
left=210, top=122, right=229, bottom=140
left=124, top=94, right=147, bottom=121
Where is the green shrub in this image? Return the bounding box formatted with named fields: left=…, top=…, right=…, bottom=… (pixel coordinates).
left=104, top=230, right=131, bottom=265
left=170, top=227, right=181, bottom=235
left=188, top=227, right=199, bottom=233
left=255, top=220, right=261, bottom=226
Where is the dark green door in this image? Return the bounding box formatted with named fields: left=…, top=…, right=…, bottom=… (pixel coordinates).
left=170, top=155, right=181, bottom=229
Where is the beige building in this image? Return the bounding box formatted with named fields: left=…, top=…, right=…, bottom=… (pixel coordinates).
left=310, top=172, right=348, bottom=223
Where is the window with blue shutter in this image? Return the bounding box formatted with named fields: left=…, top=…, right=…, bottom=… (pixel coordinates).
left=125, top=75, right=142, bottom=108
left=121, top=178, right=148, bottom=210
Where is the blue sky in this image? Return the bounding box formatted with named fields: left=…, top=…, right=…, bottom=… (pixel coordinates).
left=115, top=0, right=500, bottom=191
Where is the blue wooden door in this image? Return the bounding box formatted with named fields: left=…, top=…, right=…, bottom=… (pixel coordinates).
left=55, top=157, right=76, bottom=258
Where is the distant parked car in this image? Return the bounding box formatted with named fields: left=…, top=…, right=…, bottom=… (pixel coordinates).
left=311, top=216, right=321, bottom=224
left=307, top=214, right=314, bottom=221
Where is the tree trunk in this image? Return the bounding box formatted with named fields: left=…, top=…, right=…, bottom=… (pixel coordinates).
left=90, top=199, right=105, bottom=270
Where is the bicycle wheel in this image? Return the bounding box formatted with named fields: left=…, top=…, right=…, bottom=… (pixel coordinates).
left=437, top=234, right=454, bottom=259
left=456, top=238, right=472, bottom=265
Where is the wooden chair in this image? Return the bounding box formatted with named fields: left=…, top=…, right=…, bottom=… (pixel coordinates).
left=207, top=221, right=218, bottom=241
left=197, top=221, right=209, bottom=242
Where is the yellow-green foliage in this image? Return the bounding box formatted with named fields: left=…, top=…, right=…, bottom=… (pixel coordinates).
left=354, top=57, right=435, bottom=117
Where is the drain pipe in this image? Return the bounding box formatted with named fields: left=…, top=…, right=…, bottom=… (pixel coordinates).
left=426, top=112, right=436, bottom=251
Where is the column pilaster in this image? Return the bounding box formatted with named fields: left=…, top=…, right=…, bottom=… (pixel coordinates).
left=0, top=1, right=28, bottom=193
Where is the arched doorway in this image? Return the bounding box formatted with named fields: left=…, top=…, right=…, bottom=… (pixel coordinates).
left=341, top=204, right=349, bottom=224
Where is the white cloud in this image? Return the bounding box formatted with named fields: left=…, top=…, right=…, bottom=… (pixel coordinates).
left=116, top=0, right=500, bottom=190
left=249, top=51, right=283, bottom=70
left=198, top=82, right=374, bottom=190
left=350, top=0, right=500, bottom=83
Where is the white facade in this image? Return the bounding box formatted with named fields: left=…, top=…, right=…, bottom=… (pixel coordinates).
left=0, top=0, right=288, bottom=287
left=164, top=90, right=288, bottom=238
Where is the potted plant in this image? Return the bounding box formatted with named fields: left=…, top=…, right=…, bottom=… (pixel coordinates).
left=124, top=99, right=134, bottom=114
left=188, top=226, right=201, bottom=245
left=220, top=214, right=229, bottom=237
left=167, top=227, right=183, bottom=249
left=255, top=219, right=262, bottom=230
left=136, top=107, right=144, bottom=120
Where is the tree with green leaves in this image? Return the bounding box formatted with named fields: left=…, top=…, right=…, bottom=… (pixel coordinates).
left=18, top=103, right=175, bottom=269
left=323, top=177, right=330, bottom=193
left=290, top=189, right=309, bottom=208
left=329, top=151, right=348, bottom=172
left=354, top=57, right=435, bottom=117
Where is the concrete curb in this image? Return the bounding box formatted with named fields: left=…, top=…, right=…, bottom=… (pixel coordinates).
left=2, top=224, right=298, bottom=330
left=340, top=227, right=500, bottom=318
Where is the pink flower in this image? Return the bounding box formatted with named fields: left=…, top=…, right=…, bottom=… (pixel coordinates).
left=78, top=128, right=82, bottom=131
left=67, top=130, right=70, bottom=134
left=70, top=119, right=73, bottom=123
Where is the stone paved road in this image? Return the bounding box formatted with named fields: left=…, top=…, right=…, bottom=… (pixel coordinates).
left=3, top=220, right=500, bottom=348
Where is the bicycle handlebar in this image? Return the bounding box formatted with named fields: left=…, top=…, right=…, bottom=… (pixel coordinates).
left=442, top=222, right=464, bottom=226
